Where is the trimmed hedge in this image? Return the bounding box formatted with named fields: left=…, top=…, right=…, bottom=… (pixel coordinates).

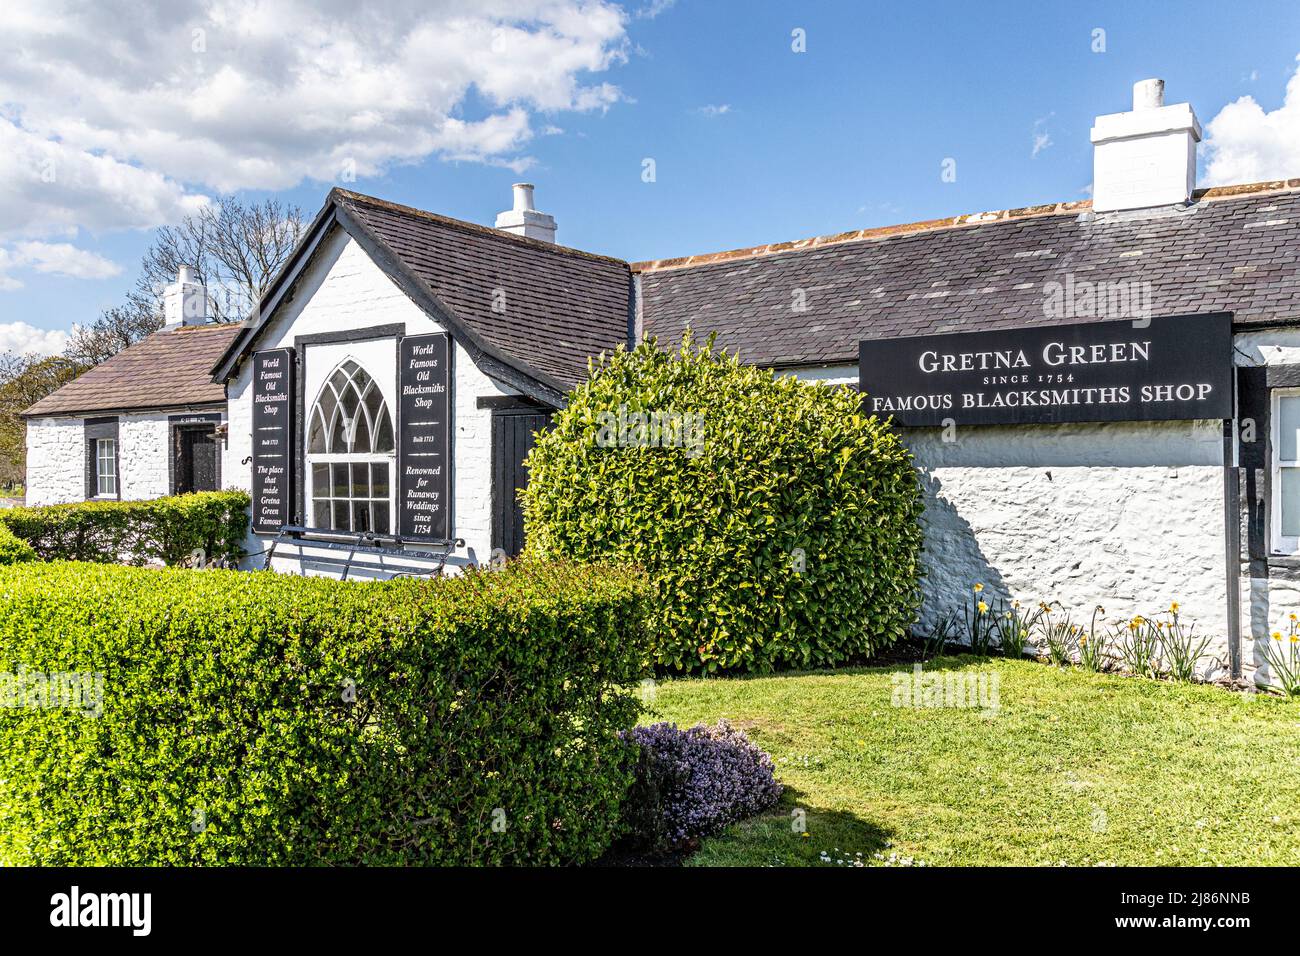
left=0, top=490, right=249, bottom=566
left=522, top=339, right=925, bottom=672
left=0, top=522, right=36, bottom=565
left=0, top=558, right=650, bottom=865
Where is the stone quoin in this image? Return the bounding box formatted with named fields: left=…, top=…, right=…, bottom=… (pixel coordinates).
left=22, top=79, right=1300, bottom=686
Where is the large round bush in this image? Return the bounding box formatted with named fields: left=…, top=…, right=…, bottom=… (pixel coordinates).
left=522, top=338, right=924, bottom=673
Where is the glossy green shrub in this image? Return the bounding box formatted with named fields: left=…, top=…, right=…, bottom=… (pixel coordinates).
left=523, top=338, right=924, bottom=673
left=0, top=490, right=248, bottom=565
left=0, top=522, right=36, bottom=565
left=0, top=558, right=649, bottom=865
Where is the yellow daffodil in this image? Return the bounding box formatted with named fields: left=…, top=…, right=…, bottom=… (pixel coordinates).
left=1170, top=601, right=1179, bottom=613
left=1272, top=631, right=1283, bottom=641
left=977, top=601, right=988, bottom=614
left=973, top=583, right=984, bottom=593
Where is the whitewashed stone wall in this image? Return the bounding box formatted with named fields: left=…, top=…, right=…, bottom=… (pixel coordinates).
left=26, top=410, right=227, bottom=506
left=225, top=229, right=513, bottom=570
left=792, top=340, right=1300, bottom=683
left=24, top=418, right=84, bottom=504
left=904, top=420, right=1228, bottom=672
left=118, top=414, right=171, bottom=500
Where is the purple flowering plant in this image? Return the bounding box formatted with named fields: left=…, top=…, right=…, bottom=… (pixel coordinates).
left=620, top=719, right=783, bottom=852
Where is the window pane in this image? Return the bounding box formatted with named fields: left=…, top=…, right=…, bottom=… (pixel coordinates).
left=312, top=463, right=328, bottom=496
left=331, top=463, right=349, bottom=497
left=313, top=500, right=330, bottom=527
left=340, top=381, right=360, bottom=420
left=372, top=501, right=390, bottom=535
left=352, top=412, right=371, bottom=453
left=371, top=463, right=389, bottom=497
left=374, top=411, right=394, bottom=453
left=352, top=501, right=372, bottom=534
left=308, top=408, right=327, bottom=453
left=1281, top=396, right=1300, bottom=461
left=332, top=500, right=350, bottom=530
left=1283, top=468, right=1300, bottom=537
left=351, top=462, right=369, bottom=497
left=328, top=407, right=349, bottom=452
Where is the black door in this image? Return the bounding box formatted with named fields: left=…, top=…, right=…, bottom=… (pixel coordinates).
left=491, top=410, right=551, bottom=557
left=175, top=425, right=219, bottom=495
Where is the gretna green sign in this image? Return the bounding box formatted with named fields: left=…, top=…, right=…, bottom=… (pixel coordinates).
left=858, top=312, right=1234, bottom=427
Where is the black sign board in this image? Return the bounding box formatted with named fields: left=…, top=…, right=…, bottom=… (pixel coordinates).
left=251, top=348, right=294, bottom=533
left=397, top=333, right=452, bottom=541
left=858, top=312, right=1233, bottom=427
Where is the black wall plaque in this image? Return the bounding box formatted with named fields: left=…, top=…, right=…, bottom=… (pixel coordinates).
left=251, top=348, right=294, bottom=533
left=858, top=312, right=1233, bottom=427
left=398, top=333, right=451, bottom=541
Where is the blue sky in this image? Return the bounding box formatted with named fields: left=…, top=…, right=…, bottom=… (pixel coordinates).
left=3, top=0, right=1300, bottom=350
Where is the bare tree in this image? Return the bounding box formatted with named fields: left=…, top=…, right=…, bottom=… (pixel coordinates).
left=68, top=196, right=307, bottom=366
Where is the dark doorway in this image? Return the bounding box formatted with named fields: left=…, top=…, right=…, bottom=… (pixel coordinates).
left=491, top=409, right=551, bottom=557
left=173, top=424, right=219, bottom=495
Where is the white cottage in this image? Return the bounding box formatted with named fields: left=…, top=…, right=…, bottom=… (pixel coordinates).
left=208, top=183, right=630, bottom=576
left=22, top=266, right=237, bottom=503
left=23, top=78, right=1300, bottom=683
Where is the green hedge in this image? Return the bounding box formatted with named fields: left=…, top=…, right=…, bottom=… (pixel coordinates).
left=523, top=338, right=925, bottom=673
left=0, top=522, right=36, bottom=565
left=0, top=490, right=249, bottom=566
left=0, top=558, right=649, bottom=865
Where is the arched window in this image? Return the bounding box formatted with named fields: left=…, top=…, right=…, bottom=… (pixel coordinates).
left=306, top=360, right=395, bottom=534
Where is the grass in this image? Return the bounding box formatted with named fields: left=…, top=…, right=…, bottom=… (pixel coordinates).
left=641, top=655, right=1300, bottom=866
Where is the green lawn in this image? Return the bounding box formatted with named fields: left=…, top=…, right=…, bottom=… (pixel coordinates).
left=642, top=655, right=1300, bottom=866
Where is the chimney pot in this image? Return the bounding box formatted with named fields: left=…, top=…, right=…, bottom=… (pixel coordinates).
left=1133, top=78, right=1165, bottom=110
left=512, top=183, right=536, bottom=212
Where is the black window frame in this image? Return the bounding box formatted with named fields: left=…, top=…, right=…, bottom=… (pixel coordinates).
left=84, top=417, right=120, bottom=501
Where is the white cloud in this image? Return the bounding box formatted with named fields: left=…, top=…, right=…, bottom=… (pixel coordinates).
left=1203, top=55, right=1300, bottom=185
left=0, top=321, right=70, bottom=356
left=1031, top=114, right=1053, bottom=159
left=636, top=0, right=677, bottom=18
left=696, top=104, right=732, bottom=117
left=0, top=242, right=122, bottom=291
left=0, top=0, right=631, bottom=242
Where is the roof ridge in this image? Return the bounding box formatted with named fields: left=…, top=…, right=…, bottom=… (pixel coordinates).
left=330, top=187, right=629, bottom=268
left=631, top=178, right=1300, bottom=274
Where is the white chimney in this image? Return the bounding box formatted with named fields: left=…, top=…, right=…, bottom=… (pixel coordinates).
left=163, top=264, right=211, bottom=328
left=494, top=183, right=557, bottom=243
left=1090, top=78, right=1202, bottom=213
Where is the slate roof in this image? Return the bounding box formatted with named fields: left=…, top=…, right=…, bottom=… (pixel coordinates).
left=23, top=323, right=241, bottom=417
left=635, top=181, right=1300, bottom=367
left=334, top=190, right=632, bottom=391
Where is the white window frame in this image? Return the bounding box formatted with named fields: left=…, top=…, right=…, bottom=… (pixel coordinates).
left=95, top=437, right=117, bottom=498
left=1272, top=387, right=1300, bottom=555
left=305, top=357, right=396, bottom=535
